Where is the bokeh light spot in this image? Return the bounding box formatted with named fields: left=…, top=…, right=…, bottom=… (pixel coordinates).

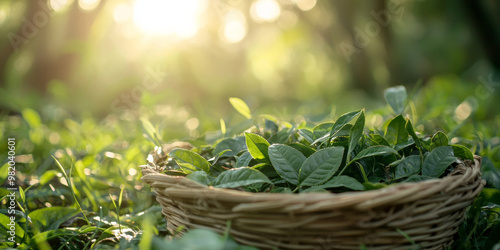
left=251, top=0, right=281, bottom=23
left=295, top=0, right=317, bottom=11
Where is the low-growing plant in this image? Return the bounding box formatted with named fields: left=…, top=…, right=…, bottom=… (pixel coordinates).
left=147, top=86, right=475, bottom=194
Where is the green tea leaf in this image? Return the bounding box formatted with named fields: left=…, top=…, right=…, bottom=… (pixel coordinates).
left=268, top=144, right=306, bottom=185
left=28, top=207, right=80, bottom=232
left=311, top=122, right=334, bottom=145
left=140, top=118, right=162, bottom=146
left=317, top=176, right=364, bottom=191
left=186, top=171, right=213, bottom=186
left=299, top=147, right=344, bottom=186
left=298, top=129, right=314, bottom=144
left=229, top=97, right=251, bottom=119
left=385, top=115, right=408, bottom=145
left=19, top=186, right=26, bottom=204
left=312, top=110, right=362, bottom=145
left=213, top=167, right=271, bottom=188
left=235, top=151, right=253, bottom=168
left=362, top=182, right=388, bottom=190
left=404, top=175, right=434, bottom=183
left=287, top=142, right=316, bottom=157
left=39, top=170, right=59, bottom=186
left=352, top=146, right=399, bottom=162
left=169, top=149, right=212, bottom=175
left=368, top=134, right=390, bottom=146
left=384, top=85, right=407, bottom=114
left=213, top=137, right=246, bottom=157
left=245, top=132, right=270, bottom=162
left=422, top=146, right=457, bottom=177
left=405, top=119, right=422, bottom=150
left=451, top=145, right=474, bottom=160
left=395, top=155, right=422, bottom=179
left=347, top=110, right=365, bottom=160
left=251, top=163, right=279, bottom=178
left=431, top=131, right=449, bottom=149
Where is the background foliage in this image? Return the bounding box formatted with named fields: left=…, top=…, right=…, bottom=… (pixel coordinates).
left=0, top=0, right=499, bottom=249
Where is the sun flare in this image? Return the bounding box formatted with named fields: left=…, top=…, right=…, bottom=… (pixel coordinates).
left=132, top=0, right=207, bottom=38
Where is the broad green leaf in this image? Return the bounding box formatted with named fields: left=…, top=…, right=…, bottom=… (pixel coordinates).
left=298, top=129, right=314, bottom=143
left=394, top=139, right=415, bottom=151
left=245, top=132, right=270, bottom=162
left=395, top=155, right=422, bottom=179
left=405, top=119, right=422, bottom=150
left=22, top=108, right=41, bottom=128
left=213, top=137, right=246, bottom=157
left=268, top=144, right=306, bottom=185
left=347, top=110, right=365, bottom=160
left=169, top=149, right=212, bottom=175
left=317, top=176, right=364, bottom=191
left=299, top=147, right=344, bottom=186
left=28, top=207, right=80, bottom=232
left=352, top=146, right=399, bottom=162
left=404, top=175, right=434, bottom=183
left=330, top=110, right=362, bottom=137
left=384, top=85, right=407, bottom=114
left=213, top=167, right=271, bottom=188
left=251, top=163, right=278, bottom=178
left=265, top=119, right=279, bottom=132
left=451, top=145, right=474, bottom=160
left=431, top=131, right=449, bottom=149
left=312, top=110, right=362, bottom=145
left=0, top=213, right=25, bottom=241
left=311, top=122, right=334, bottom=144
left=422, top=146, right=457, bottom=177
left=385, top=115, right=408, bottom=145
left=235, top=151, right=253, bottom=168
left=229, top=97, right=251, bottom=119
left=186, top=171, right=213, bottom=186
left=287, top=142, right=316, bottom=157
left=368, top=134, right=390, bottom=146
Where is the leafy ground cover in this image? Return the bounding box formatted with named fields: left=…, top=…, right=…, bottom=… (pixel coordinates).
left=1, top=84, right=499, bottom=249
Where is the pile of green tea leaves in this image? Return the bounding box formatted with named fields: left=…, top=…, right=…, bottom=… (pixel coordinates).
left=149, top=86, right=475, bottom=193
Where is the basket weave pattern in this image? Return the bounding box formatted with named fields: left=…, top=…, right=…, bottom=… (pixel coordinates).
left=141, top=156, right=485, bottom=249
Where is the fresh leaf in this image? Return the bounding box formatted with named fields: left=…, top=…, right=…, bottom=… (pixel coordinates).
left=298, top=129, right=314, bottom=144
left=404, top=175, right=434, bottom=183
left=312, top=110, right=362, bottom=145
left=395, top=155, right=422, bottom=179
left=431, top=131, right=449, bottom=149
left=347, top=110, right=365, bottom=160
left=169, top=149, right=212, bottom=175
left=229, top=97, right=251, bottom=119
left=0, top=213, right=25, bottom=241
left=213, top=167, right=271, bottom=188
left=368, top=134, right=390, bottom=146
left=311, top=122, right=334, bottom=145
left=352, top=146, right=399, bottom=162
left=317, top=176, right=364, bottom=191
left=385, top=115, right=408, bottom=145
left=220, top=119, right=226, bottom=135
left=141, top=118, right=162, bottom=146
left=362, top=182, right=387, bottom=190
left=451, top=145, right=474, bottom=160
left=213, top=137, right=246, bottom=157
left=422, top=146, right=457, bottom=177
left=245, top=132, right=271, bottom=162
left=186, top=171, right=213, bottom=186
left=268, top=144, right=306, bottom=185
left=299, top=147, right=344, bottom=186
left=287, top=142, right=316, bottom=157
left=28, top=207, right=80, bottom=232
left=384, top=85, right=407, bottom=114
left=405, top=119, right=422, bottom=151
left=235, top=151, right=253, bottom=168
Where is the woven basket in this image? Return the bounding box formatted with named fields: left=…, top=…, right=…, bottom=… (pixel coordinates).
left=141, top=155, right=485, bottom=250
